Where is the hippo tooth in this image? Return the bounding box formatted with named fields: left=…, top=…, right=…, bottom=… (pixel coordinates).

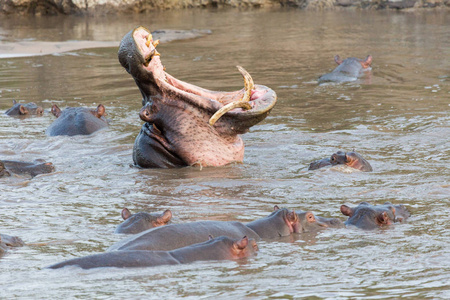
left=208, top=66, right=255, bottom=126
left=209, top=101, right=252, bottom=126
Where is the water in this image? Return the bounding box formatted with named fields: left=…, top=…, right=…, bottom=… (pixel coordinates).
left=1, top=8, right=449, bottom=299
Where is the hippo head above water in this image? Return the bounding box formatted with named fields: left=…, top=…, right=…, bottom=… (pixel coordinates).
left=340, top=202, right=410, bottom=230
left=318, top=55, right=372, bottom=84
left=246, top=205, right=301, bottom=238
left=5, top=100, right=43, bottom=117
left=118, top=26, right=277, bottom=168
left=46, top=104, right=108, bottom=136
left=309, top=150, right=372, bottom=172
left=295, top=210, right=345, bottom=232
left=115, top=208, right=172, bottom=234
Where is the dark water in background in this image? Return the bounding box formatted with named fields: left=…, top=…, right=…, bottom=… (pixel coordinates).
left=0, top=8, right=449, bottom=299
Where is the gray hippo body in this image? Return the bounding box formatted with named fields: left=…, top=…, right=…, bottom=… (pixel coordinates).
left=5, top=100, right=43, bottom=117
left=309, top=151, right=372, bottom=172
left=47, top=236, right=257, bottom=270
left=318, top=55, right=372, bottom=84
left=46, top=104, right=108, bottom=136
left=0, top=160, right=55, bottom=178
left=118, top=26, right=277, bottom=168
left=340, top=202, right=410, bottom=230
left=109, top=207, right=300, bottom=251
left=115, top=208, right=172, bottom=234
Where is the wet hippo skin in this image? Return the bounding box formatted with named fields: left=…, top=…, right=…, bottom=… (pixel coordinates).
left=309, top=151, right=372, bottom=172
left=318, top=55, right=372, bottom=84
left=340, top=202, right=410, bottom=230
left=4, top=100, right=43, bottom=117
left=294, top=210, right=345, bottom=232
left=115, top=208, right=172, bottom=234
left=108, top=206, right=300, bottom=251
left=47, top=236, right=257, bottom=269
left=118, top=26, right=277, bottom=168
left=0, top=233, right=24, bottom=257
left=0, top=160, right=55, bottom=178
left=46, top=104, right=108, bottom=136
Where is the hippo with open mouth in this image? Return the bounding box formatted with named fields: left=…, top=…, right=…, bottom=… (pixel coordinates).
left=118, top=26, right=277, bottom=168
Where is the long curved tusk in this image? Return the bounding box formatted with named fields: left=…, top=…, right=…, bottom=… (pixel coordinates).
left=152, top=39, right=160, bottom=47
left=209, top=101, right=252, bottom=126
left=237, top=65, right=254, bottom=102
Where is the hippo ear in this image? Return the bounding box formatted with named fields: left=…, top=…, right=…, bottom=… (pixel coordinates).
left=273, top=205, right=280, bottom=211
left=376, top=211, right=391, bottom=226
left=340, top=205, right=353, bottom=217
left=36, top=107, right=44, bottom=115
left=156, top=209, right=172, bottom=225
left=361, top=55, right=372, bottom=69
left=234, top=236, right=249, bottom=250
left=208, top=235, right=214, bottom=240
left=19, top=105, right=29, bottom=115
left=334, top=55, right=343, bottom=65
left=95, top=104, right=106, bottom=118
left=121, top=208, right=132, bottom=220
left=13, top=100, right=17, bottom=105
left=51, top=104, right=61, bottom=118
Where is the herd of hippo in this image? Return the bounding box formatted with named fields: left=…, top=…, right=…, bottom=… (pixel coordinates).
left=1, top=26, right=410, bottom=269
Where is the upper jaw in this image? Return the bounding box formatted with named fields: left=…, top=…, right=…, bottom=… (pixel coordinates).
left=125, top=26, right=277, bottom=132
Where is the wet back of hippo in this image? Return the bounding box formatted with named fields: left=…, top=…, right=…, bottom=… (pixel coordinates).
left=108, top=220, right=259, bottom=251
left=46, top=106, right=108, bottom=136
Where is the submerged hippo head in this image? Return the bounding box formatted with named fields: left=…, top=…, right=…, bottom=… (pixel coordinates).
left=319, top=55, right=372, bottom=84
left=118, top=26, right=277, bottom=168
left=246, top=205, right=300, bottom=239
left=340, top=202, right=410, bottom=230
left=46, top=104, right=108, bottom=136
left=295, top=210, right=345, bottom=232
left=5, top=100, right=43, bottom=117
left=309, top=150, right=372, bottom=172
left=115, top=208, right=172, bottom=234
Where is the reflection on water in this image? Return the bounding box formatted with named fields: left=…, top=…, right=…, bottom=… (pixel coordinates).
left=1, top=8, right=449, bottom=299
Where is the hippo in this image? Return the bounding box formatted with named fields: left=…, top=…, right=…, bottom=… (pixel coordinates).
left=340, top=202, right=410, bottom=230
left=4, top=100, right=43, bottom=116
left=47, top=235, right=257, bottom=270
left=295, top=210, right=345, bottom=232
left=46, top=104, right=108, bottom=136
left=118, top=26, right=277, bottom=168
left=0, top=160, right=55, bottom=178
left=108, top=206, right=299, bottom=252
left=309, top=151, right=372, bottom=172
left=318, top=55, right=372, bottom=84
left=0, top=233, right=24, bottom=257
left=115, top=208, right=172, bottom=234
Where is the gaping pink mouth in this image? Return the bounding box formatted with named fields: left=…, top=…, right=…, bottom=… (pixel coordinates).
left=132, top=26, right=277, bottom=129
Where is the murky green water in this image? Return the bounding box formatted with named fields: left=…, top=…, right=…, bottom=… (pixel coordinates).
left=1, top=8, right=449, bottom=299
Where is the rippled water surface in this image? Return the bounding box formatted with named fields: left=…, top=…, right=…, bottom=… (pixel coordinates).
left=1, top=9, right=449, bottom=299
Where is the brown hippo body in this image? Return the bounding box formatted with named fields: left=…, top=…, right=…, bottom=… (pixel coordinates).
left=115, top=208, right=172, bottom=234
left=0, top=160, right=54, bottom=178
left=341, top=202, right=410, bottom=230
left=47, top=236, right=257, bottom=270
left=118, top=26, right=277, bottom=168
left=309, top=151, right=372, bottom=172
left=318, top=55, right=372, bottom=84
left=46, top=104, right=108, bottom=136
left=109, top=207, right=300, bottom=252
left=5, top=100, right=43, bottom=117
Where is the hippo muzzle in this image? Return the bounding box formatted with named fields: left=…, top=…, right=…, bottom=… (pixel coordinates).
left=118, top=26, right=277, bottom=168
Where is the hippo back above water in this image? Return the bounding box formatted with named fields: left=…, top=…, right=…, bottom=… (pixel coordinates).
left=46, top=104, right=108, bottom=136
left=5, top=100, right=43, bottom=117
left=318, top=55, right=372, bottom=84
left=0, top=160, right=55, bottom=178
left=48, top=235, right=257, bottom=270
